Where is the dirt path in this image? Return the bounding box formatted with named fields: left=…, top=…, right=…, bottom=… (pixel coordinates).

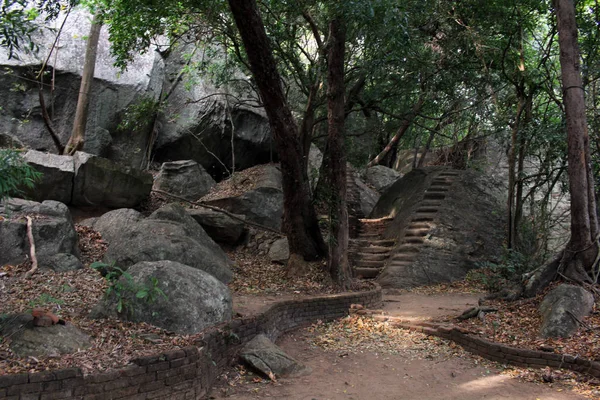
left=214, top=292, right=587, bottom=400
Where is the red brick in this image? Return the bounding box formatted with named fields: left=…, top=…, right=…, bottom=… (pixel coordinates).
left=53, top=369, right=81, bottom=380
left=40, top=389, right=74, bottom=400
left=139, top=381, right=165, bottom=393
left=0, top=373, right=28, bottom=388
left=28, top=371, right=55, bottom=383
left=164, top=350, right=186, bottom=361
left=7, top=382, right=42, bottom=395
left=146, top=362, right=170, bottom=373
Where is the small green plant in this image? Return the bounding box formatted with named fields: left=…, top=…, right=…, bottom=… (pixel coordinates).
left=28, top=293, right=64, bottom=309
left=117, top=96, right=160, bottom=133
left=467, top=248, right=531, bottom=292
left=0, top=149, right=42, bottom=201
left=91, top=262, right=167, bottom=314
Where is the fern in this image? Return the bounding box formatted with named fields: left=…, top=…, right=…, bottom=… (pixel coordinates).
left=0, top=149, right=42, bottom=201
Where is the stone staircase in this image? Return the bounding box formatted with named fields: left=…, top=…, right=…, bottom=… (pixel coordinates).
left=349, top=217, right=395, bottom=279
left=349, top=169, right=460, bottom=280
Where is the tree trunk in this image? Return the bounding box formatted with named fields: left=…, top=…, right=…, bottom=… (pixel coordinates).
left=325, top=17, right=351, bottom=288
left=64, top=12, right=102, bottom=156
left=227, top=0, right=327, bottom=265
left=555, top=0, right=598, bottom=280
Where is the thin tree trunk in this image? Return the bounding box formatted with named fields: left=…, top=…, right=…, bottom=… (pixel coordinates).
left=507, top=92, right=525, bottom=249
left=367, top=94, right=426, bottom=168
left=325, top=17, right=351, bottom=288
left=555, top=0, right=598, bottom=275
left=64, top=12, right=102, bottom=155
left=227, top=0, right=327, bottom=265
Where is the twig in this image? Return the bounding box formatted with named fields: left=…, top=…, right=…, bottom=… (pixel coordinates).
left=151, top=189, right=284, bottom=236
left=24, top=216, right=38, bottom=278
left=566, top=310, right=593, bottom=331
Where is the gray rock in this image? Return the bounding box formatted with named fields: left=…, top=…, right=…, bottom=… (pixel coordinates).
left=72, top=152, right=152, bottom=208
left=268, top=238, right=289, bottom=264
left=104, top=204, right=233, bottom=283
left=154, top=42, right=273, bottom=179
left=1, top=314, right=91, bottom=357
left=1, top=9, right=164, bottom=167
left=0, top=133, right=24, bottom=148
left=23, top=150, right=74, bottom=204
left=364, top=165, right=401, bottom=193
left=0, top=199, right=79, bottom=266
left=240, top=334, right=310, bottom=379
left=256, top=164, right=282, bottom=190
left=204, top=187, right=283, bottom=230
left=187, top=208, right=246, bottom=244
left=153, top=160, right=216, bottom=201
left=355, top=176, right=379, bottom=217
left=87, top=208, right=144, bottom=244
left=91, top=260, right=232, bottom=334
left=40, top=253, right=83, bottom=272
left=83, top=127, right=112, bottom=157
left=539, top=284, right=594, bottom=338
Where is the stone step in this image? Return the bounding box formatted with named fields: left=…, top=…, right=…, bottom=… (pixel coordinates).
left=359, top=217, right=394, bottom=224
left=430, top=180, right=452, bottom=186
left=388, top=260, right=413, bottom=267
left=405, top=228, right=429, bottom=237
left=423, top=192, right=446, bottom=200
left=403, top=236, right=425, bottom=244
left=420, top=201, right=442, bottom=207
left=412, top=214, right=436, bottom=222
left=358, top=233, right=383, bottom=239
left=415, top=207, right=439, bottom=214
left=354, top=260, right=385, bottom=268
left=350, top=239, right=396, bottom=247
left=353, top=245, right=395, bottom=254
left=395, top=244, right=421, bottom=253
left=353, top=267, right=381, bottom=279
left=427, top=186, right=449, bottom=192
left=356, top=253, right=389, bottom=262
left=407, top=222, right=431, bottom=230
left=439, top=173, right=459, bottom=177
left=390, top=253, right=417, bottom=262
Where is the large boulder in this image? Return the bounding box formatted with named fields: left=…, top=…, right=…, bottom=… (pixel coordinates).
left=355, top=176, right=379, bottom=217
left=364, top=165, right=401, bottom=193
left=104, top=204, right=233, bottom=283
left=23, top=150, right=74, bottom=204
left=40, top=253, right=84, bottom=272
left=187, top=208, right=247, bottom=244
left=153, top=42, right=273, bottom=179
left=91, top=260, right=232, bottom=334
left=0, top=9, right=164, bottom=167
left=240, top=334, right=310, bottom=379
left=85, top=208, right=144, bottom=244
left=0, top=199, right=79, bottom=266
left=153, top=160, right=216, bottom=201
left=539, top=284, right=595, bottom=338
left=268, top=238, right=289, bottom=264
left=72, top=152, right=152, bottom=208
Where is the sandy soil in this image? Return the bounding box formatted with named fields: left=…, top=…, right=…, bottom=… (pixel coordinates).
left=213, top=292, right=587, bottom=400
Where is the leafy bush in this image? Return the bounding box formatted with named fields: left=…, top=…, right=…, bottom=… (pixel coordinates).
left=0, top=149, right=42, bottom=201
left=467, top=249, right=531, bottom=292
left=91, top=262, right=167, bottom=315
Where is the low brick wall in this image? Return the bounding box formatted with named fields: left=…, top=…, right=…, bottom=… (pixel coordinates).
left=0, top=287, right=382, bottom=400
left=397, top=322, right=600, bottom=378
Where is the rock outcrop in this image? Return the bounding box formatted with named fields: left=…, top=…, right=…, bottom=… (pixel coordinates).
left=187, top=208, right=246, bottom=245
left=153, top=160, right=216, bottom=201
left=539, top=284, right=595, bottom=338
left=103, top=204, right=233, bottom=283
left=91, top=260, right=232, bottom=334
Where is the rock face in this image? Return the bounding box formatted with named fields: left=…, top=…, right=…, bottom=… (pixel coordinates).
left=373, top=168, right=505, bottom=288
left=23, top=150, right=74, bottom=204
left=92, top=260, right=232, bottom=334
left=0, top=9, right=164, bottom=167
left=72, top=152, right=153, bottom=207
left=240, top=334, right=310, bottom=379
left=40, top=253, right=83, bottom=272
left=539, top=284, right=595, bottom=338
left=0, top=199, right=79, bottom=266
left=268, top=238, right=289, bottom=264
left=364, top=165, right=401, bottom=193
left=1, top=314, right=91, bottom=357
left=104, top=204, right=233, bottom=283
left=187, top=208, right=246, bottom=244
left=204, top=165, right=283, bottom=230
left=84, top=208, right=144, bottom=244
left=153, top=160, right=216, bottom=201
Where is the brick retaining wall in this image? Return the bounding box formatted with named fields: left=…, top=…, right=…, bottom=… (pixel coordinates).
left=0, top=287, right=382, bottom=400
left=397, top=322, right=600, bottom=378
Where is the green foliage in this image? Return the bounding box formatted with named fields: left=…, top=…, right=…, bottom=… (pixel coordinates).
left=28, top=293, right=64, bottom=309
left=0, top=149, right=42, bottom=202
left=91, top=261, right=167, bottom=315
left=467, top=249, right=531, bottom=292
left=117, top=96, right=159, bottom=133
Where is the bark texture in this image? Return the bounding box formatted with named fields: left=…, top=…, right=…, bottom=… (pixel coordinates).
left=64, top=13, right=102, bottom=155
left=227, top=0, right=327, bottom=263
left=325, top=17, right=351, bottom=287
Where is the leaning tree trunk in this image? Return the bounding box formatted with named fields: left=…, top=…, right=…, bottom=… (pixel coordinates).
left=325, top=17, right=351, bottom=288
left=64, top=12, right=102, bottom=155
left=227, top=0, right=327, bottom=268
